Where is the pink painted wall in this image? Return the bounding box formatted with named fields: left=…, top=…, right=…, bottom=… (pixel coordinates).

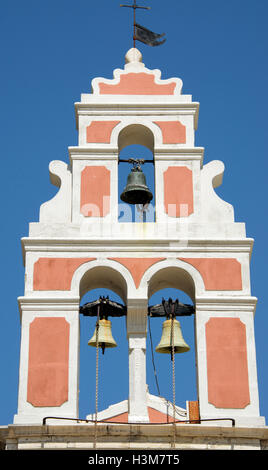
left=154, top=121, right=186, bottom=144
left=206, top=318, right=250, bottom=409
left=164, top=167, right=194, bottom=217
left=86, top=121, right=120, bottom=143
left=98, top=73, right=177, bottom=95
left=80, top=166, right=110, bottom=217
left=180, top=258, right=242, bottom=290
left=109, top=257, right=165, bottom=288
left=27, top=317, right=70, bottom=407
left=33, top=257, right=95, bottom=290
left=101, top=407, right=181, bottom=423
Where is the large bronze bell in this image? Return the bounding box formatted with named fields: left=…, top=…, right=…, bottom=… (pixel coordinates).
left=155, top=318, right=190, bottom=355
left=88, top=319, right=117, bottom=354
left=120, top=166, right=153, bottom=205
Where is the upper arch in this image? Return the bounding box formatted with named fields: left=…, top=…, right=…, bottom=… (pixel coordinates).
left=139, top=258, right=206, bottom=301
left=70, top=259, right=137, bottom=303
left=110, top=121, right=162, bottom=152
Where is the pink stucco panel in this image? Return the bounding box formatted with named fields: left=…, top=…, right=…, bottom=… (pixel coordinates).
left=164, top=166, right=194, bottom=217
left=179, top=257, right=242, bottom=290
left=101, top=408, right=181, bottom=423
left=80, top=166, right=110, bottom=217
left=27, top=317, right=70, bottom=407
left=109, top=257, right=165, bottom=288
left=98, top=73, right=177, bottom=95
left=206, top=317, right=250, bottom=409
left=86, top=121, right=120, bottom=143
left=33, top=258, right=96, bottom=290
left=154, top=121, right=186, bottom=144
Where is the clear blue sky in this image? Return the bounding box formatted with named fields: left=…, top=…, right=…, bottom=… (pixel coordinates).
left=0, top=0, right=267, bottom=425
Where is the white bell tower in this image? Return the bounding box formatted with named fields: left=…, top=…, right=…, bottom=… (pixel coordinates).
left=14, top=47, right=264, bottom=430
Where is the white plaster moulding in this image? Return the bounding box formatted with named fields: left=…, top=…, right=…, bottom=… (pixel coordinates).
left=17, top=296, right=80, bottom=320
left=154, top=148, right=204, bottom=165
left=68, top=146, right=204, bottom=161
left=74, top=102, right=200, bottom=130
left=21, top=237, right=254, bottom=249
left=195, top=296, right=258, bottom=313
left=21, top=237, right=254, bottom=264
left=68, top=147, right=118, bottom=164
left=20, top=237, right=254, bottom=261
left=86, top=394, right=187, bottom=422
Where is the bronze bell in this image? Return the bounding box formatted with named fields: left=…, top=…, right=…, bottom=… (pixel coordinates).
left=155, top=318, right=190, bottom=355
left=88, top=318, right=117, bottom=354
left=120, top=166, right=153, bottom=205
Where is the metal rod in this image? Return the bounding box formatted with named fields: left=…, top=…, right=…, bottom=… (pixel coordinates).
left=120, top=4, right=150, bottom=9
left=133, top=0, right=136, bottom=48
left=148, top=315, right=161, bottom=397
left=94, top=303, right=100, bottom=449
left=171, top=314, right=176, bottom=448
left=42, top=416, right=236, bottom=427
left=118, top=159, right=154, bottom=164
left=120, top=1, right=151, bottom=48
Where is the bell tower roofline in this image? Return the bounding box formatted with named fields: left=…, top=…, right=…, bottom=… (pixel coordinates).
left=85, top=48, right=185, bottom=98
left=125, top=47, right=143, bottom=66
left=75, top=49, right=197, bottom=132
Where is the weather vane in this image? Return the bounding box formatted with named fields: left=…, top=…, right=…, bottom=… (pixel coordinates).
left=120, top=0, right=166, bottom=48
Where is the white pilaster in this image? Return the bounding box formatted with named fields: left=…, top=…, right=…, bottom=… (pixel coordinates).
left=127, top=299, right=149, bottom=423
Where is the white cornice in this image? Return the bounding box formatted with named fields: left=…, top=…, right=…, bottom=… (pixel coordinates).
left=154, top=147, right=204, bottom=163
left=195, top=296, right=258, bottom=313
left=74, top=101, right=200, bottom=130
left=17, top=296, right=80, bottom=319
left=68, top=146, right=204, bottom=161
left=21, top=237, right=254, bottom=263
left=68, top=146, right=118, bottom=161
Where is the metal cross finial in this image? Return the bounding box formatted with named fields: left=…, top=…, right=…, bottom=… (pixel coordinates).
left=120, top=0, right=151, bottom=48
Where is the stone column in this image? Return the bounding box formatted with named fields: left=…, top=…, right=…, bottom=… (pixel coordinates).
left=127, top=298, right=149, bottom=423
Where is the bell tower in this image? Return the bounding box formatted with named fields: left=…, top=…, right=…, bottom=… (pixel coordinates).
left=14, top=47, right=264, bottom=429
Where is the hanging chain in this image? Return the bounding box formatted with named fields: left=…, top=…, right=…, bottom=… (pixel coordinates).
left=93, top=305, right=100, bottom=449
left=171, top=315, right=176, bottom=449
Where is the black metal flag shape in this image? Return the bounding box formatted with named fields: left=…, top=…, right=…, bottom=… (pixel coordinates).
left=134, top=23, right=166, bottom=46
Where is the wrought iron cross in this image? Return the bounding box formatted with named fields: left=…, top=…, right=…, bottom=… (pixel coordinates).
left=120, top=0, right=150, bottom=48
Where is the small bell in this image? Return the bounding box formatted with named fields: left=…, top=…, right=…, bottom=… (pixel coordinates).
left=120, top=166, right=153, bottom=205
left=155, top=318, right=190, bottom=355
left=88, top=318, right=117, bottom=354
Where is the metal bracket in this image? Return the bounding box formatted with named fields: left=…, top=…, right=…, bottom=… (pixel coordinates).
left=80, top=297, right=195, bottom=318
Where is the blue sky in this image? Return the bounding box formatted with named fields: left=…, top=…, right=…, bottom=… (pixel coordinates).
left=0, top=0, right=267, bottom=425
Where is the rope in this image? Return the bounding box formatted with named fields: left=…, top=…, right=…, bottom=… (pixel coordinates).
left=93, top=306, right=100, bottom=449
left=148, top=315, right=161, bottom=397
left=171, top=315, right=176, bottom=449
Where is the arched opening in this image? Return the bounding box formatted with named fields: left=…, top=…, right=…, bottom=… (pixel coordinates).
left=146, top=268, right=197, bottom=412
left=78, top=267, right=128, bottom=419
left=118, top=124, right=155, bottom=222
